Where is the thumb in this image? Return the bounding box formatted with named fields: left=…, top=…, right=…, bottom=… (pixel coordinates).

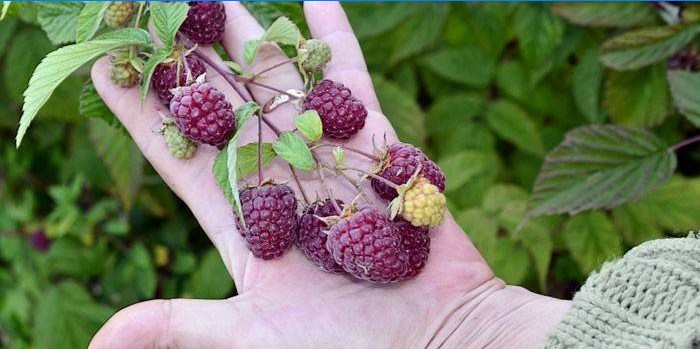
left=89, top=297, right=247, bottom=349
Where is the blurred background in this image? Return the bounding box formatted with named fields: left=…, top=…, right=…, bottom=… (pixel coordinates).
left=1, top=2, right=699, bottom=348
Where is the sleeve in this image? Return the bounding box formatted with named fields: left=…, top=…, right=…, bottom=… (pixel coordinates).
left=541, top=233, right=700, bottom=349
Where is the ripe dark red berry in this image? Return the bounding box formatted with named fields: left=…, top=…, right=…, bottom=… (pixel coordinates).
left=394, top=219, right=430, bottom=279
left=238, top=183, right=298, bottom=260
left=304, top=80, right=367, bottom=140
left=297, top=199, right=344, bottom=273
left=169, top=82, right=235, bottom=147
left=371, top=143, right=446, bottom=200
left=179, top=2, right=226, bottom=45
left=326, top=207, right=409, bottom=283
left=152, top=55, right=206, bottom=105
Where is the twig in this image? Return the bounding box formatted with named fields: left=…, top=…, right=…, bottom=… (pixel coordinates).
left=669, top=134, right=700, bottom=152
left=249, top=57, right=296, bottom=80
left=342, top=166, right=398, bottom=189
left=257, top=113, right=263, bottom=185
left=313, top=143, right=379, bottom=161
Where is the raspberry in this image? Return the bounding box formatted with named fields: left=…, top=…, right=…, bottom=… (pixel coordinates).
left=297, top=199, right=345, bottom=273
left=109, top=53, right=140, bottom=88
left=179, top=2, right=226, bottom=45
left=152, top=55, right=207, bottom=105
left=104, top=2, right=134, bottom=27
left=394, top=219, right=430, bottom=279
left=162, top=117, right=197, bottom=159
left=238, top=183, right=298, bottom=260
left=169, top=82, right=236, bottom=147
left=371, top=143, right=445, bottom=200
left=326, top=207, right=409, bottom=283
left=304, top=80, right=367, bottom=140
left=299, top=39, right=331, bottom=72
left=401, top=177, right=446, bottom=228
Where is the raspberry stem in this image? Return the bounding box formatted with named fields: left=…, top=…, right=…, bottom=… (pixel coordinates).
left=257, top=112, right=264, bottom=185
left=313, top=143, right=379, bottom=161
left=134, top=2, right=145, bottom=28
left=249, top=57, right=297, bottom=81
left=191, top=46, right=311, bottom=205
left=342, top=166, right=399, bottom=189
left=670, top=134, right=700, bottom=152
left=313, top=153, right=342, bottom=215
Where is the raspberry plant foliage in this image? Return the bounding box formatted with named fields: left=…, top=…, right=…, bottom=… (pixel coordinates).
left=8, top=2, right=700, bottom=287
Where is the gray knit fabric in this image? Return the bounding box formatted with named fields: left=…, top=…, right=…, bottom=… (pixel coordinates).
left=542, top=234, right=700, bottom=349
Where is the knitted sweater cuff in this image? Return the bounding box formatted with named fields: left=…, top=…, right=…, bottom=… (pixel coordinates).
left=541, top=234, right=700, bottom=349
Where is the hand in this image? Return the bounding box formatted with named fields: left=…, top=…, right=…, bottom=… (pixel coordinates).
left=89, top=3, right=570, bottom=348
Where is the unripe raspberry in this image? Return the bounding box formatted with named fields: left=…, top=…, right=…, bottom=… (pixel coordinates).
left=109, top=53, right=139, bottom=88
left=104, top=2, right=134, bottom=28
left=162, top=117, right=197, bottom=159
left=401, top=177, right=446, bottom=228
left=299, top=39, right=331, bottom=72
left=169, top=82, right=236, bottom=147
left=179, top=2, right=226, bottom=45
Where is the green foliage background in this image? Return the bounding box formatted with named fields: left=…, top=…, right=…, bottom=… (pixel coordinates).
left=1, top=3, right=699, bottom=348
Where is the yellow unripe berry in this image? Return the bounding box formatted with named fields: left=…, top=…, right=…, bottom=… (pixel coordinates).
left=401, top=177, right=446, bottom=228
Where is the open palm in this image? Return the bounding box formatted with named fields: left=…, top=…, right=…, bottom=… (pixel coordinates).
left=89, top=3, right=569, bottom=348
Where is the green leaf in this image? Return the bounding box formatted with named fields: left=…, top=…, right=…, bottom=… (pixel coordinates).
left=486, top=100, right=544, bottom=157
left=518, top=217, right=555, bottom=291
left=34, top=282, right=113, bottom=349
left=272, top=131, right=314, bottom=171
left=573, top=48, right=605, bottom=123
left=483, top=184, right=529, bottom=231
left=213, top=149, right=235, bottom=208
left=613, top=177, right=700, bottom=245
left=420, top=47, right=495, bottom=88
left=4, top=28, right=53, bottom=102
left=439, top=150, right=496, bottom=193
left=140, top=47, right=172, bottom=103
left=79, top=80, right=119, bottom=127
left=236, top=142, right=277, bottom=179
left=605, top=64, right=669, bottom=127
left=244, top=39, right=261, bottom=65
left=244, top=2, right=306, bottom=31
left=187, top=249, right=234, bottom=299
left=295, top=110, right=322, bottom=142
left=373, top=75, right=426, bottom=147
left=16, top=27, right=151, bottom=147
left=529, top=125, right=677, bottom=217
left=600, top=24, right=700, bottom=71
left=150, top=2, right=189, bottom=47
left=88, top=118, right=144, bottom=209
left=562, top=212, right=622, bottom=274
left=344, top=3, right=415, bottom=40
left=1, top=2, right=10, bottom=20
left=390, top=3, right=448, bottom=63
left=36, top=2, right=81, bottom=45
left=456, top=208, right=498, bottom=261
left=491, top=237, right=531, bottom=285
left=552, top=3, right=656, bottom=28
left=235, top=101, right=261, bottom=130
left=667, top=69, right=700, bottom=127
left=262, top=16, right=300, bottom=45
left=75, top=2, right=108, bottom=43
left=101, top=243, right=157, bottom=305
left=514, top=4, right=565, bottom=68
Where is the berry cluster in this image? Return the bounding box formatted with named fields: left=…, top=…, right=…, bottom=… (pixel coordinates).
left=102, top=3, right=448, bottom=285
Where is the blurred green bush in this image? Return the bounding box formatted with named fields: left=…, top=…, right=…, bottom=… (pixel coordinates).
left=1, top=3, right=699, bottom=348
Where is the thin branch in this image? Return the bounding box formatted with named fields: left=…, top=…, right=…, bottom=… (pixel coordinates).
left=192, top=48, right=253, bottom=101
left=342, top=166, right=398, bottom=189
left=250, top=57, right=296, bottom=80
left=670, top=134, right=700, bottom=152
left=314, top=143, right=379, bottom=161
